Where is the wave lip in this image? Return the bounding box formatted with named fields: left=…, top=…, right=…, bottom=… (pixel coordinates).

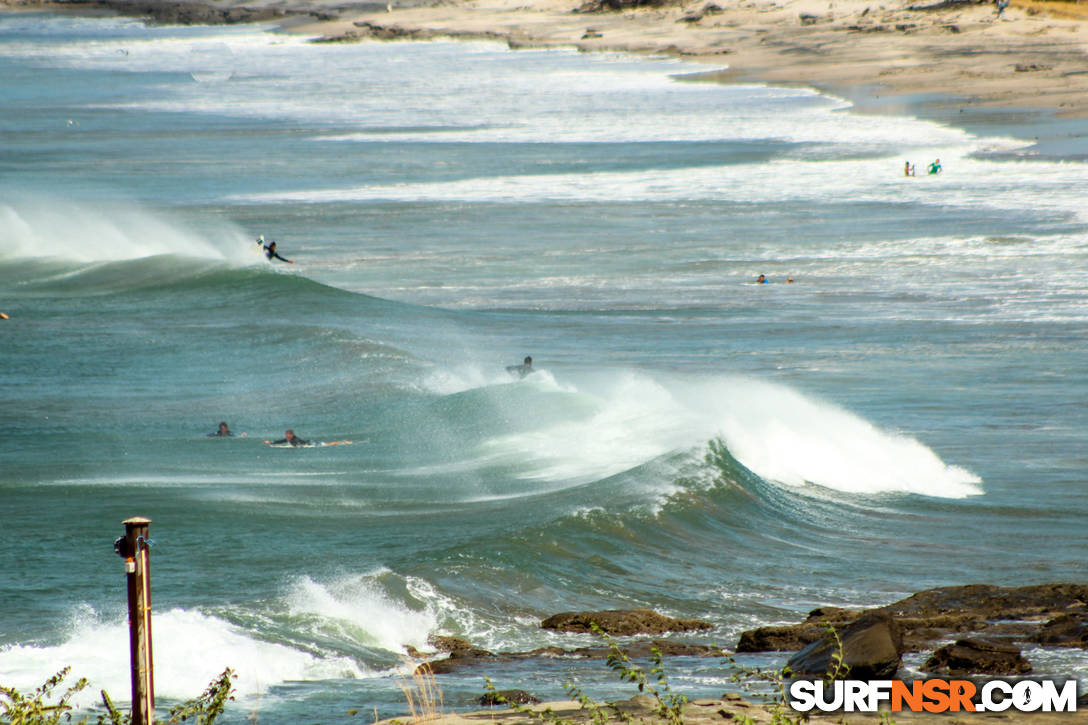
left=708, top=379, right=983, bottom=499
left=0, top=197, right=256, bottom=265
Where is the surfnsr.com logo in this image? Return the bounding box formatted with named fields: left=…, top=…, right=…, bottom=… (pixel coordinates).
left=788, top=678, right=1079, bottom=713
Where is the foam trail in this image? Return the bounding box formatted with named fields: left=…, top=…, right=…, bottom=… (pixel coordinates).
left=0, top=606, right=362, bottom=708
left=0, top=196, right=256, bottom=264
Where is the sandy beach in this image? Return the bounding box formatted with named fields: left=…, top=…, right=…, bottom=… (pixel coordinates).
left=379, top=692, right=1088, bottom=725
left=5, top=0, right=1088, bottom=124
left=284, top=0, right=1088, bottom=123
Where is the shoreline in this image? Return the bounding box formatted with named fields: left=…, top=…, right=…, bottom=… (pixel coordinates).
left=376, top=695, right=1088, bottom=725
left=6, top=0, right=1088, bottom=156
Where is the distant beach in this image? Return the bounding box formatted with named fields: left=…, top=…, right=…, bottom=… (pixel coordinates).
left=7, top=0, right=1088, bottom=147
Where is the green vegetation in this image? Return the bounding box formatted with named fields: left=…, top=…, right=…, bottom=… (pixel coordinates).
left=482, top=625, right=688, bottom=725
left=481, top=620, right=896, bottom=725
left=1, top=667, right=236, bottom=725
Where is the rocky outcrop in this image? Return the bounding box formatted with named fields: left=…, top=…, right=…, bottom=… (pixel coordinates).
left=540, top=609, right=713, bottom=636
left=1035, top=613, right=1088, bottom=648
left=785, top=611, right=902, bottom=680
left=739, top=584, right=1088, bottom=655
left=416, top=638, right=717, bottom=675
left=420, top=586, right=1086, bottom=679
left=50, top=0, right=293, bottom=24
left=479, top=689, right=540, bottom=706
left=922, top=637, right=1032, bottom=676
left=574, top=0, right=675, bottom=13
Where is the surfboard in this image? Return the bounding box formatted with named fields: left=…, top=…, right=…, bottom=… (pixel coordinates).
left=263, top=440, right=352, bottom=448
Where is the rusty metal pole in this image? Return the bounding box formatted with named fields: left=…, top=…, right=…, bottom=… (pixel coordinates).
left=121, top=517, right=155, bottom=725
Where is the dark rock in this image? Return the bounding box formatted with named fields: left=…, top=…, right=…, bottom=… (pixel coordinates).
left=428, top=635, right=477, bottom=653
left=923, top=637, right=1032, bottom=676
left=1015, top=63, right=1052, bottom=72
left=908, top=0, right=983, bottom=11
left=541, top=609, right=712, bottom=636
left=419, top=645, right=496, bottom=675
left=1035, top=613, right=1088, bottom=648
left=737, top=606, right=862, bottom=652
left=739, top=584, right=1088, bottom=659
left=415, top=636, right=716, bottom=675
left=68, top=0, right=289, bottom=25
left=736, top=622, right=827, bottom=652
left=881, top=584, right=1088, bottom=621
left=799, top=13, right=820, bottom=24
left=574, top=0, right=675, bottom=13
left=349, top=21, right=425, bottom=39
left=479, top=689, right=540, bottom=706
left=786, top=611, right=902, bottom=680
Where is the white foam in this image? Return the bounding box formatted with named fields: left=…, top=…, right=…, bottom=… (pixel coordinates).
left=232, top=149, right=1086, bottom=220
left=0, top=606, right=361, bottom=708
left=0, top=196, right=257, bottom=264
left=471, top=370, right=981, bottom=499
left=284, top=572, right=437, bottom=654
left=477, top=371, right=695, bottom=488
left=690, top=377, right=983, bottom=498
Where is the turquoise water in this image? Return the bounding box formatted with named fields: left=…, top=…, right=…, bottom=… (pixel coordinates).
left=1, top=12, right=1086, bottom=721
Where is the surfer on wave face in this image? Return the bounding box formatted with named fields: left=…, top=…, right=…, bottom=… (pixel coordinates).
left=507, top=355, right=534, bottom=378
left=264, top=240, right=294, bottom=264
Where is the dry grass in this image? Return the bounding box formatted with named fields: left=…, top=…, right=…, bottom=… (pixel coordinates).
left=1014, top=0, right=1088, bottom=19
left=397, top=662, right=445, bottom=724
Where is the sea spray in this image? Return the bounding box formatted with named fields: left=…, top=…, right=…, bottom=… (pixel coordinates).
left=0, top=607, right=362, bottom=708
left=0, top=197, right=255, bottom=264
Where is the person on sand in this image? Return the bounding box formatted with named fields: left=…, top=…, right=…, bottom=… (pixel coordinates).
left=266, top=429, right=310, bottom=446
left=207, top=421, right=233, bottom=437
left=928, top=158, right=943, bottom=175
left=264, top=240, right=294, bottom=264
left=506, top=355, right=534, bottom=378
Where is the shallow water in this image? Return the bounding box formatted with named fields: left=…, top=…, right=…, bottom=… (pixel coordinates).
left=1, top=13, right=1086, bottom=722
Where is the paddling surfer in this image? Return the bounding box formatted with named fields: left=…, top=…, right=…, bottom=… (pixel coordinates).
left=267, top=429, right=310, bottom=446
left=207, top=421, right=233, bottom=437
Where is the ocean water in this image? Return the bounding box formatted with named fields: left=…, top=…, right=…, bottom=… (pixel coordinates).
left=1, top=11, right=1086, bottom=722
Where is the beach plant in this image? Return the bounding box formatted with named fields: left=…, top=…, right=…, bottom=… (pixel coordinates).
left=1, top=667, right=236, bottom=725
left=723, top=622, right=895, bottom=725
left=162, top=667, right=237, bottom=724
left=595, top=625, right=687, bottom=725
left=482, top=623, right=687, bottom=725
left=432, top=619, right=895, bottom=725
left=394, top=662, right=444, bottom=724
left=1, top=667, right=90, bottom=725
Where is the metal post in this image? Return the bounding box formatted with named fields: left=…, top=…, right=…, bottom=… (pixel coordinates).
left=119, top=517, right=155, bottom=725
